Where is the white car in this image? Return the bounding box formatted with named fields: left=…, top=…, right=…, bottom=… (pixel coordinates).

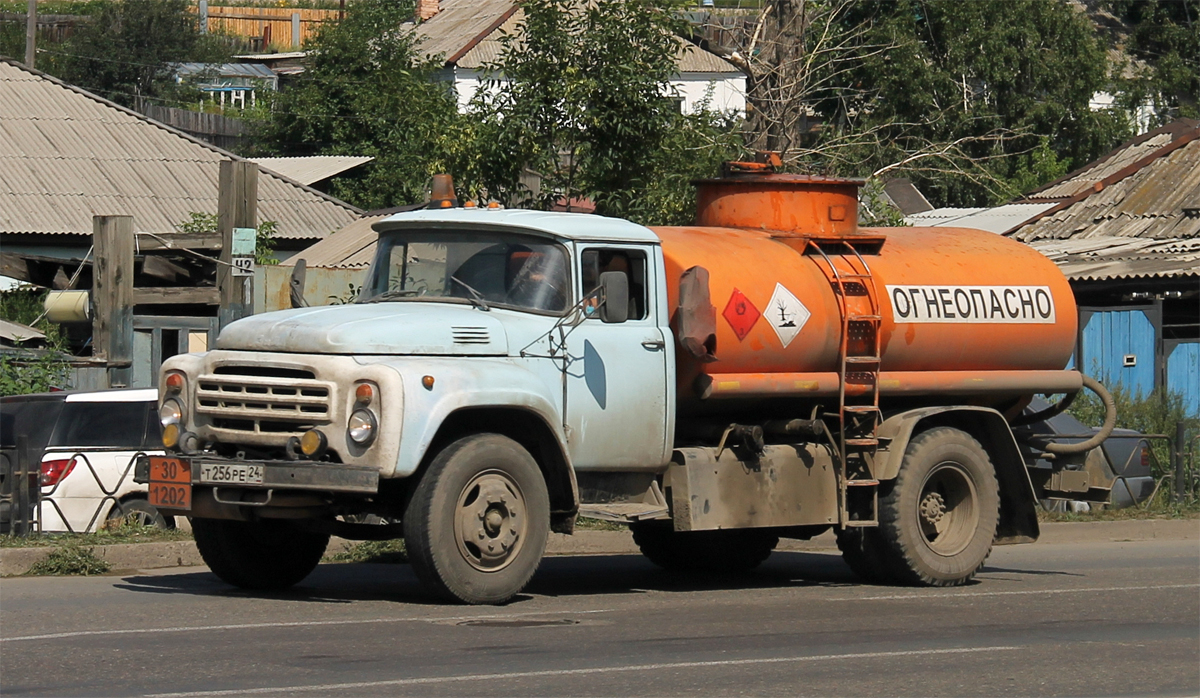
left=31, top=389, right=173, bottom=532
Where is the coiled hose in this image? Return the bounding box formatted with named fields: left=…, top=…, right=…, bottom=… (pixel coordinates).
left=1022, top=374, right=1117, bottom=455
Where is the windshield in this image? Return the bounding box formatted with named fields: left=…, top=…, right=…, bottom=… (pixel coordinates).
left=361, top=230, right=571, bottom=313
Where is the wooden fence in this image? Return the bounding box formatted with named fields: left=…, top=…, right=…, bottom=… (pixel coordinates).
left=139, top=105, right=248, bottom=152
left=202, top=6, right=340, bottom=51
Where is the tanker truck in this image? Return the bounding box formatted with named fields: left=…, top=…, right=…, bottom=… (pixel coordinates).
left=136, top=164, right=1116, bottom=604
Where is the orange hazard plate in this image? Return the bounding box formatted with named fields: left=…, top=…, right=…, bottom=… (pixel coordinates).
left=148, top=457, right=191, bottom=510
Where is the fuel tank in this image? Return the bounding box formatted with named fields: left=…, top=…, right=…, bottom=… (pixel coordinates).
left=652, top=171, right=1078, bottom=407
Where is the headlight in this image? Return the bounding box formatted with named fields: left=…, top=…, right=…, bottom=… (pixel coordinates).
left=347, top=409, right=377, bottom=446
left=160, top=399, right=183, bottom=428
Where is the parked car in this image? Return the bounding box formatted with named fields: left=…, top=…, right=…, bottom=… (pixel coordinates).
left=1023, top=398, right=1157, bottom=510
left=1, top=388, right=174, bottom=532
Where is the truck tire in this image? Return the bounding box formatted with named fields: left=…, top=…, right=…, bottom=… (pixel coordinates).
left=192, top=518, right=329, bottom=591
left=631, top=520, right=778, bottom=573
left=835, top=527, right=895, bottom=584
left=878, top=427, right=999, bottom=586
left=404, top=434, right=550, bottom=605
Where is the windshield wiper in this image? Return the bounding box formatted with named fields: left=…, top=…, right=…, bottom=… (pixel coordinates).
left=357, top=288, right=423, bottom=304
left=451, top=276, right=490, bottom=311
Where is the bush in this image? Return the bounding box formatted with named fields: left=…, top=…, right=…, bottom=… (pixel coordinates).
left=326, top=539, right=407, bottom=564
left=1070, top=385, right=1198, bottom=478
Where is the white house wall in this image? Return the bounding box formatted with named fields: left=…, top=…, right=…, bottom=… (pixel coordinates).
left=447, top=68, right=745, bottom=116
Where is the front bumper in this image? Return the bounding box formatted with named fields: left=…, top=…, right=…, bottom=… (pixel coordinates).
left=135, top=455, right=380, bottom=496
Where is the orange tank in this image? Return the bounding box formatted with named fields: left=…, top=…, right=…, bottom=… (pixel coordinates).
left=654, top=172, right=1079, bottom=407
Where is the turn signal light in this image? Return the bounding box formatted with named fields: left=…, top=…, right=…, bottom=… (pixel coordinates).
left=40, top=458, right=76, bottom=487
left=422, top=375, right=435, bottom=390
left=355, top=383, right=374, bottom=405
left=164, top=372, right=184, bottom=392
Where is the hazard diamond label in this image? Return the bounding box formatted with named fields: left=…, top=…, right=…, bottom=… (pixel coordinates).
left=766, top=283, right=810, bottom=348
left=722, top=288, right=760, bottom=341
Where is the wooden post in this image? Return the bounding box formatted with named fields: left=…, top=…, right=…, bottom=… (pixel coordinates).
left=25, top=0, right=36, bottom=68
left=92, top=215, right=135, bottom=388
left=217, top=160, right=258, bottom=328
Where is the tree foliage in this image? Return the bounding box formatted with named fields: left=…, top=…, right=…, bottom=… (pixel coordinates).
left=471, top=0, right=742, bottom=224
left=52, top=0, right=231, bottom=108
left=735, top=0, right=1133, bottom=207
left=1107, top=0, right=1200, bottom=121
left=253, top=0, right=464, bottom=210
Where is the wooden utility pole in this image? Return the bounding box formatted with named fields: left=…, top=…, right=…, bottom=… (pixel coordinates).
left=92, top=215, right=135, bottom=388
left=217, top=160, right=258, bottom=328
left=25, top=0, right=36, bottom=68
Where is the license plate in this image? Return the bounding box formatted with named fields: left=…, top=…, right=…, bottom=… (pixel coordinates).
left=199, top=463, right=264, bottom=485
left=149, top=482, right=192, bottom=510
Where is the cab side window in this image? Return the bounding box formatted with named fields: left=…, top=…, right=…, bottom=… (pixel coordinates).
left=581, top=248, right=648, bottom=320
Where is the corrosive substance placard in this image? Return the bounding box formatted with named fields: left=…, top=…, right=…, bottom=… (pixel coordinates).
left=886, top=285, right=1056, bottom=324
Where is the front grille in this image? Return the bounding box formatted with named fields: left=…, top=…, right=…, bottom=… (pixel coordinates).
left=213, top=365, right=315, bottom=379
left=197, top=371, right=335, bottom=435
left=452, top=326, right=491, bottom=344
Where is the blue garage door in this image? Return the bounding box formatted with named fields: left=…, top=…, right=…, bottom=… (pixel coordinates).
left=1167, top=342, right=1199, bottom=417
left=1081, top=309, right=1156, bottom=398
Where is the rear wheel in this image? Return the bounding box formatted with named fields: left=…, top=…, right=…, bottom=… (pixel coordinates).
left=192, top=518, right=329, bottom=591
left=631, top=520, right=778, bottom=573
left=404, top=434, right=550, bottom=605
left=878, top=427, right=999, bottom=586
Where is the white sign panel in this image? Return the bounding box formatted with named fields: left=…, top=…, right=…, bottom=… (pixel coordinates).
left=232, top=256, right=255, bottom=277
left=886, top=285, right=1056, bottom=324
left=766, top=283, right=810, bottom=347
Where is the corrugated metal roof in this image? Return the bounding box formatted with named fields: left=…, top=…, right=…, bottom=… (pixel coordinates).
left=414, top=0, right=740, bottom=74
left=251, top=156, right=373, bottom=186
left=1024, top=118, right=1200, bottom=201
left=0, top=59, right=360, bottom=241
left=282, top=215, right=384, bottom=269
left=174, top=63, right=277, bottom=80
left=1007, top=120, right=1200, bottom=282
left=905, top=203, right=1056, bottom=234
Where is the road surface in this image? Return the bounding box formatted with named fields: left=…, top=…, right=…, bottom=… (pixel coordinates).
left=2, top=538, right=1197, bottom=697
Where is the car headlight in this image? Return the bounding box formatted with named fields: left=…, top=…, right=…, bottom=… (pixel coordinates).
left=160, top=399, right=183, bottom=428
left=347, top=409, right=377, bottom=446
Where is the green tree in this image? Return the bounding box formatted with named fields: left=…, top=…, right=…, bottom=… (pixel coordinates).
left=472, top=0, right=742, bottom=224
left=737, top=0, right=1132, bottom=207
left=54, top=0, right=231, bottom=108
left=253, top=0, right=463, bottom=210
left=1107, top=0, right=1200, bottom=121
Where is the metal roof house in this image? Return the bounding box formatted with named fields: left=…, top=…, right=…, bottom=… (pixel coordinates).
left=1006, top=119, right=1200, bottom=415
left=0, top=57, right=360, bottom=289
left=409, top=0, right=746, bottom=115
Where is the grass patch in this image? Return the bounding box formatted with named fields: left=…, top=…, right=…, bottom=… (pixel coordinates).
left=574, top=516, right=628, bottom=532
left=326, top=539, right=408, bottom=564
left=25, top=545, right=111, bottom=576
left=1, top=521, right=193, bottom=548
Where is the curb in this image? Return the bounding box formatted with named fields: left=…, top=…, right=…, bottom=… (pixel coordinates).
left=1, top=518, right=1196, bottom=578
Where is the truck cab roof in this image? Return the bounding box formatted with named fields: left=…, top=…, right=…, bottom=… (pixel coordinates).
left=372, top=208, right=661, bottom=245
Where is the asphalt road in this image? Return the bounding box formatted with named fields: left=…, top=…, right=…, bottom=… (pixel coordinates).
left=1, top=539, right=1197, bottom=697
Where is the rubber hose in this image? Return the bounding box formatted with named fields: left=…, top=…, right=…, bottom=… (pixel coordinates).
left=1039, top=375, right=1117, bottom=455
left=1010, top=389, right=1079, bottom=427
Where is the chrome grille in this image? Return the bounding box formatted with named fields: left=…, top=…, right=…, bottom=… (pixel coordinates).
left=196, top=372, right=335, bottom=433
left=452, top=326, right=490, bottom=344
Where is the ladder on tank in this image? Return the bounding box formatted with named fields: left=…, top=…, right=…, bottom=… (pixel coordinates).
left=807, top=239, right=883, bottom=527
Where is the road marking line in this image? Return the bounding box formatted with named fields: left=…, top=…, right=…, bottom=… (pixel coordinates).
left=0, top=608, right=614, bottom=643
left=145, top=645, right=1022, bottom=697
left=827, top=583, right=1199, bottom=603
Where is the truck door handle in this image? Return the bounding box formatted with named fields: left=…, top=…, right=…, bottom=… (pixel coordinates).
left=641, top=339, right=665, bottom=350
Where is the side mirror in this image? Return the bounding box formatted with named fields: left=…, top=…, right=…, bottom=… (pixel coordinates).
left=598, top=271, right=629, bottom=324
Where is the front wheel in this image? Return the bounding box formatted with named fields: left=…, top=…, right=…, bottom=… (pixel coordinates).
left=404, top=434, right=550, bottom=605
left=878, top=427, right=1000, bottom=586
